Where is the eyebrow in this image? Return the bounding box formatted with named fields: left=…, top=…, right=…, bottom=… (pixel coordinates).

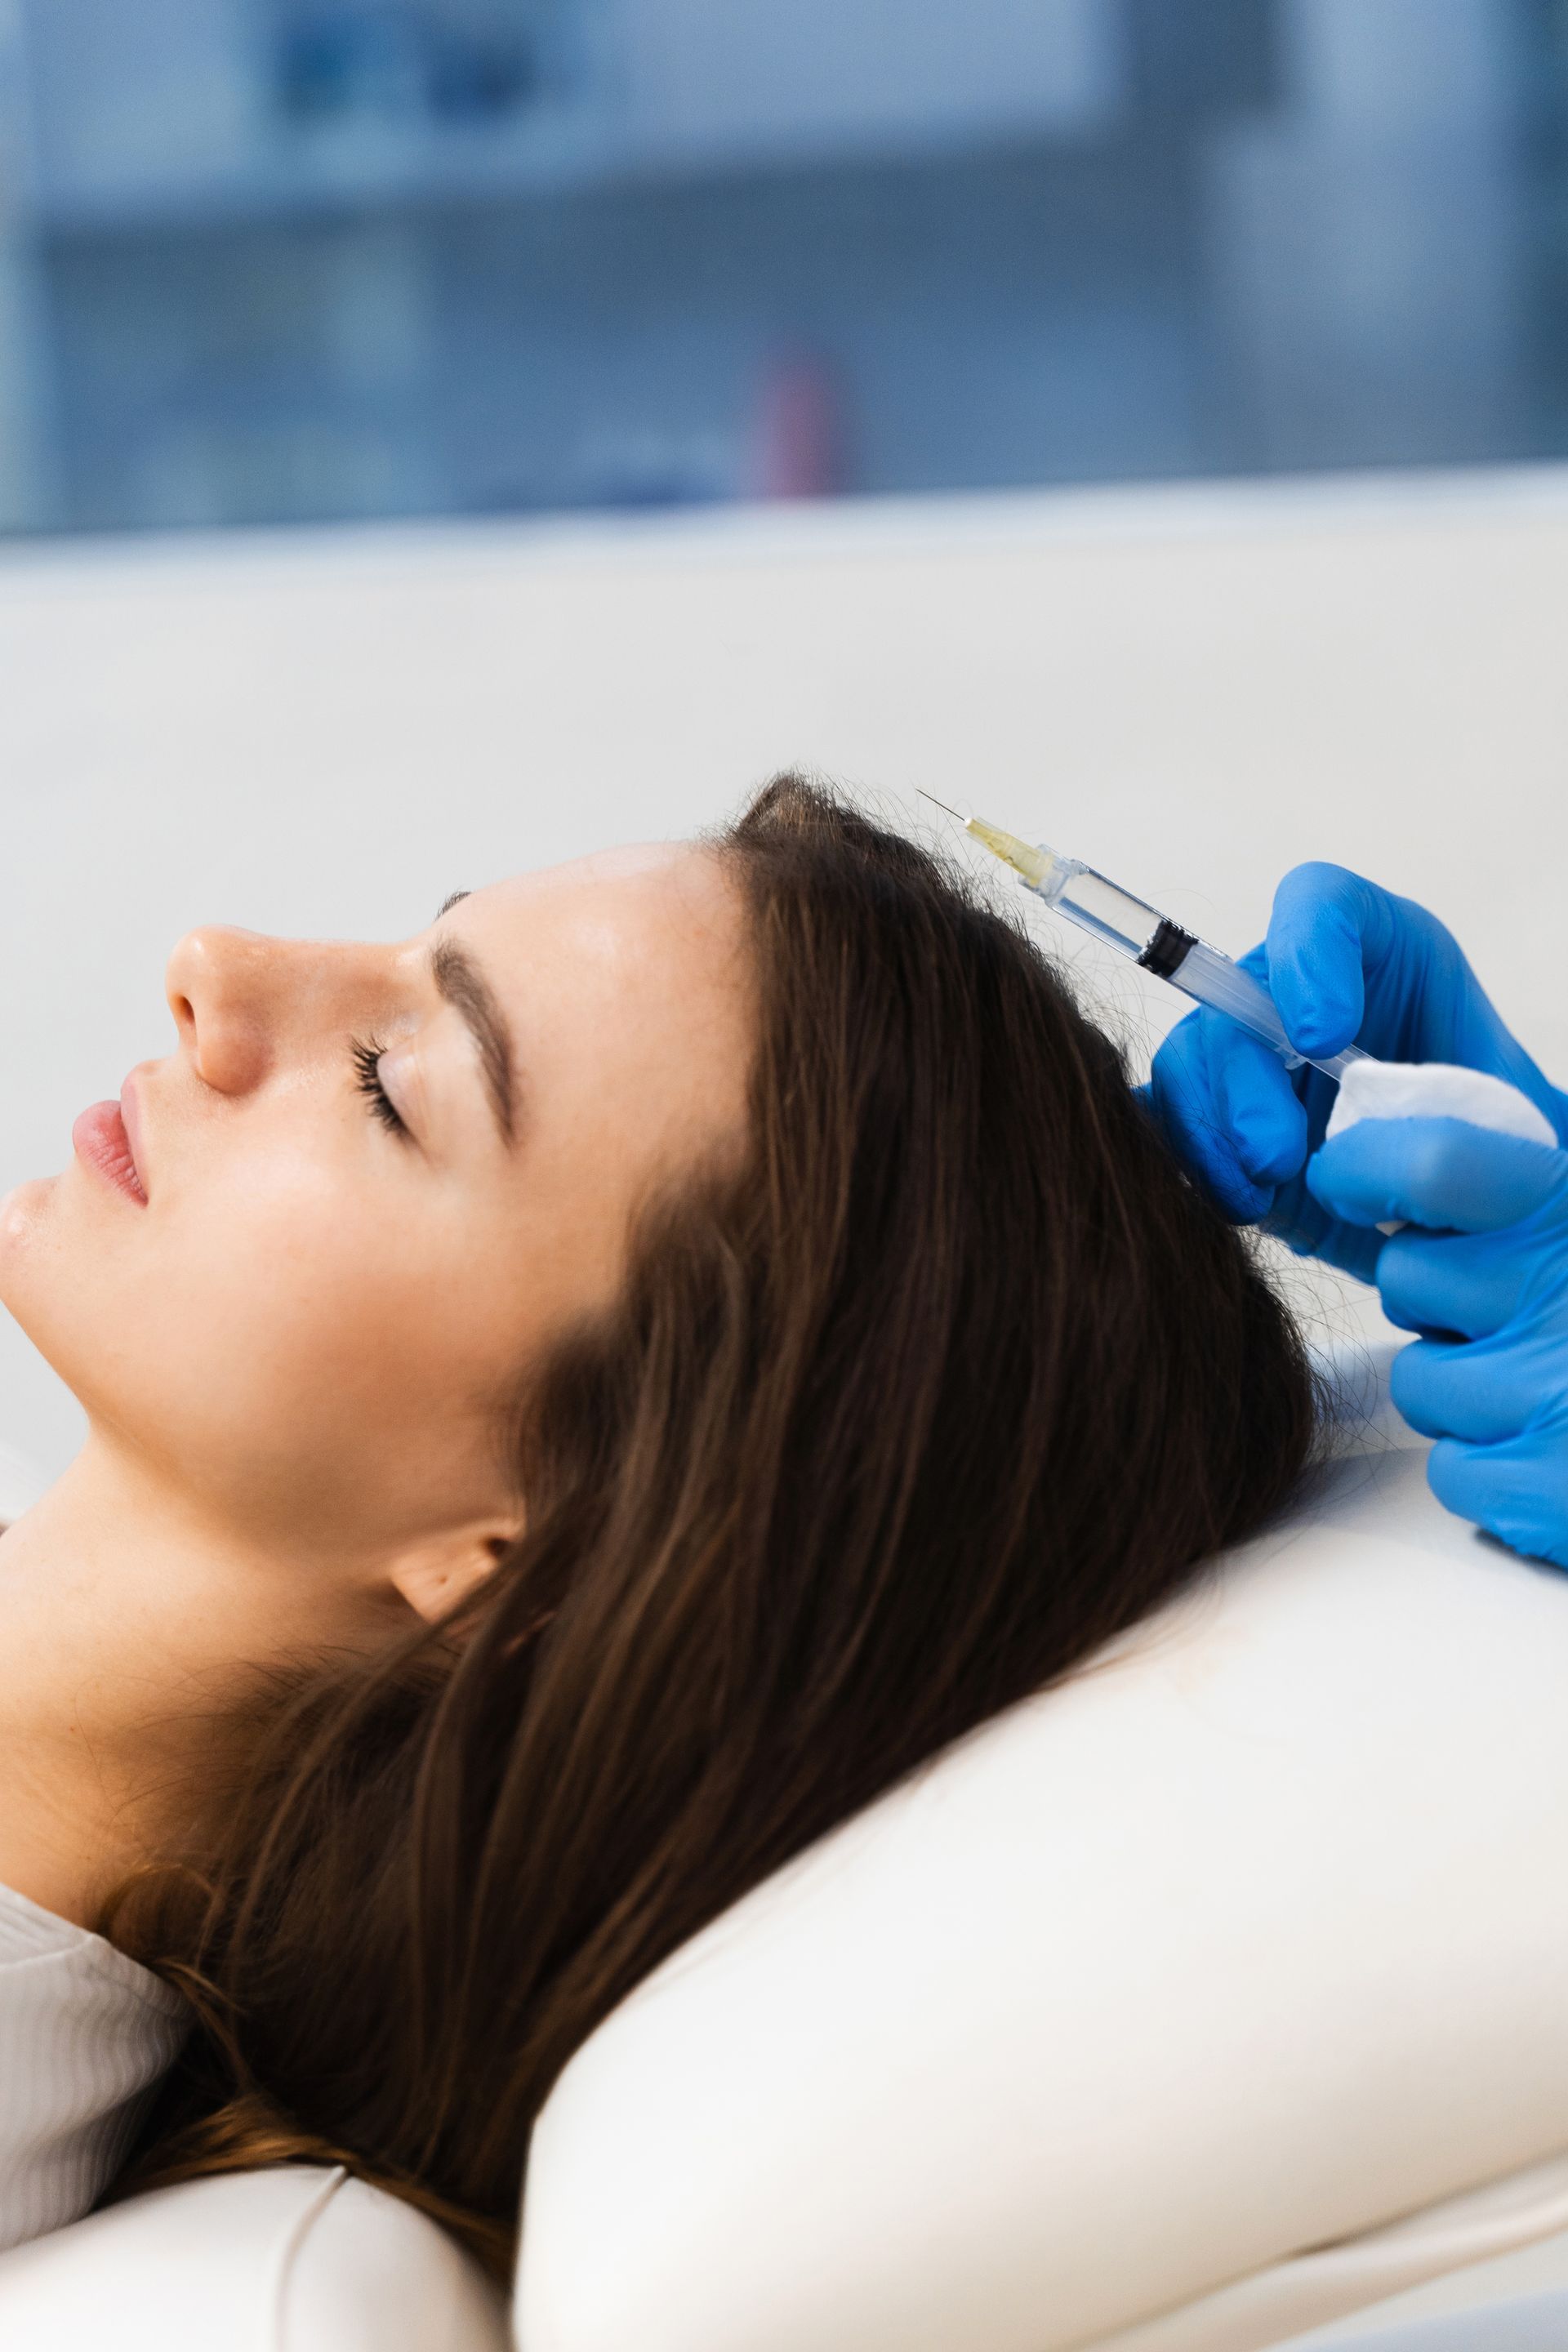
left=430, top=934, right=518, bottom=1147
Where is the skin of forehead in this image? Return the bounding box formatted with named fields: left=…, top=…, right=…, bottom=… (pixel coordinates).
left=449, top=840, right=748, bottom=1144
left=457, top=840, right=741, bottom=1000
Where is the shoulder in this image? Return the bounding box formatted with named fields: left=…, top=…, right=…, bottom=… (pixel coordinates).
left=0, top=1882, right=187, bottom=2254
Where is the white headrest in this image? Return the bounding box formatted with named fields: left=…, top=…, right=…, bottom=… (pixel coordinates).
left=1325, top=1059, right=1559, bottom=1147
left=517, top=1348, right=1568, bottom=2351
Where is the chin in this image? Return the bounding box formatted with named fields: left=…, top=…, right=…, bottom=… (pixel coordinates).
left=0, top=1174, right=80, bottom=1345
left=0, top=1174, right=58, bottom=1258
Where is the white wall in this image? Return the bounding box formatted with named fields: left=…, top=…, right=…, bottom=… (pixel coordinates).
left=2, top=466, right=1566, bottom=1481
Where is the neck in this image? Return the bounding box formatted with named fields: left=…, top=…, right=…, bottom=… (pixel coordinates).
left=0, top=1435, right=405, bottom=1931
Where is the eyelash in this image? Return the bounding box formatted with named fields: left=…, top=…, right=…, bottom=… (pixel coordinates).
left=350, top=1036, right=408, bottom=1139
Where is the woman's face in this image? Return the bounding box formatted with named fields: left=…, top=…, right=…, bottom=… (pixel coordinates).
left=0, top=844, right=751, bottom=1574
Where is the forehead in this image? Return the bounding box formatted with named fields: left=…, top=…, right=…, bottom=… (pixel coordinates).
left=443, top=840, right=752, bottom=1164
left=457, top=840, right=743, bottom=987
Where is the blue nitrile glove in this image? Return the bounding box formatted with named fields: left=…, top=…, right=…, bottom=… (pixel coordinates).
left=1147, top=863, right=1568, bottom=1280
left=1308, top=1117, right=1568, bottom=1567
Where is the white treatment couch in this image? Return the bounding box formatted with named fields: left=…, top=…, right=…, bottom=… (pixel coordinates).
left=4, top=1345, right=1568, bottom=2351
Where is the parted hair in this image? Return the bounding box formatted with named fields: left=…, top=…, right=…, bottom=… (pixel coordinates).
left=109, top=775, right=1316, bottom=2270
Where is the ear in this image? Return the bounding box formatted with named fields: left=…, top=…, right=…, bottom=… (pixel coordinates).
left=386, top=1522, right=519, bottom=1624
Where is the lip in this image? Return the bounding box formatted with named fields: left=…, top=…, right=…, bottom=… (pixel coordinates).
left=120, top=1073, right=149, bottom=1194
left=72, top=1080, right=149, bottom=1207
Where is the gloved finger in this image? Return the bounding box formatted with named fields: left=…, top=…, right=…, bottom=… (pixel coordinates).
left=1261, top=1184, right=1388, bottom=1283
left=1307, top=1117, right=1568, bottom=1235
left=1264, top=864, right=1392, bottom=1062
left=1207, top=1021, right=1308, bottom=1189
left=1427, top=1432, right=1568, bottom=1571
left=1390, top=1334, right=1536, bottom=1446
left=1147, top=1011, right=1273, bottom=1222
left=1374, top=1226, right=1531, bottom=1340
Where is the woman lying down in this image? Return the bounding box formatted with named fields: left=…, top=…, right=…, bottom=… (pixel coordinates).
left=0, top=775, right=1316, bottom=2273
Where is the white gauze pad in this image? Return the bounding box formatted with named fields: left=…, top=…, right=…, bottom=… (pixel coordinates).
left=1325, top=1060, right=1558, bottom=1148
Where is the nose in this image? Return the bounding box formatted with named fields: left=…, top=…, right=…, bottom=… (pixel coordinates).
left=165, top=926, right=289, bottom=1097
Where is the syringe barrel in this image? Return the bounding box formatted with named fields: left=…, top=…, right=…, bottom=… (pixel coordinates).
left=1027, top=860, right=1166, bottom=960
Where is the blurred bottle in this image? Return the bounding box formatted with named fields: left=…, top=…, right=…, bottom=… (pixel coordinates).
left=278, top=5, right=422, bottom=123
left=751, top=350, right=846, bottom=501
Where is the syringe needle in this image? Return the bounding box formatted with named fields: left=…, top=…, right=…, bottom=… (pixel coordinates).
left=924, top=790, right=1056, bottom=893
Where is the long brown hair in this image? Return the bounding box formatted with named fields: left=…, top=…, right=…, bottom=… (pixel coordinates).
left=109, top=776, right=1316, bottom=2271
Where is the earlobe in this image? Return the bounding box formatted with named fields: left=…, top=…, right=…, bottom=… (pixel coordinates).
left=388, top=1525, right=519, bottom=1623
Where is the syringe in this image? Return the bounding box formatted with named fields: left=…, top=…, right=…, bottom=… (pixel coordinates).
left=924, top=797, right=1365, bottom=1082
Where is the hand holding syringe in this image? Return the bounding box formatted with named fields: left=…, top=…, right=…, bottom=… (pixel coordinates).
left=929, top=791, right=1568, bottom=1566
left=921, top=797, right=1368, bottom=1082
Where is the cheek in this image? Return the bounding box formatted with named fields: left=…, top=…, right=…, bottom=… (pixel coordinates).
left=7, top=1154, right=530, bottom=1535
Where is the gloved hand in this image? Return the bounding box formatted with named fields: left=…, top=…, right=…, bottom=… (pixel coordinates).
left=1147, top=863, right=1568, bottom=1278
left=1310, top=1116, right=1568, bottom=1568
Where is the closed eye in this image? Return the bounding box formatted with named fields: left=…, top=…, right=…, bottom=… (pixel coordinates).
left=350, top=1037, right=408, bottom=1138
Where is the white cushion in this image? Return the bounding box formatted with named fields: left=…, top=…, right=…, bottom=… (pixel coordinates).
left=0, top=2167, right=507, bottom=2350
left=516, top=1349, right=1568, bottom=2352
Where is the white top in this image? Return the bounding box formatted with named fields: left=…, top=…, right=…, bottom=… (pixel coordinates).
left=0, top=1882, right=187, bottom=2254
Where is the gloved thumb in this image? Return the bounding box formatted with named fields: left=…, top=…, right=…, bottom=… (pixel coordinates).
left=1307, top=1116, right=1568, bottom=1235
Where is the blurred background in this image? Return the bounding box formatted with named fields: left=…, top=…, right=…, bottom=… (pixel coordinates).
left=1, top=0, right=1566, bottom=535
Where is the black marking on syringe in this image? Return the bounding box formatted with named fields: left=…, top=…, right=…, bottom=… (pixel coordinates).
left=1137, top=919, right=1197, bottom=981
